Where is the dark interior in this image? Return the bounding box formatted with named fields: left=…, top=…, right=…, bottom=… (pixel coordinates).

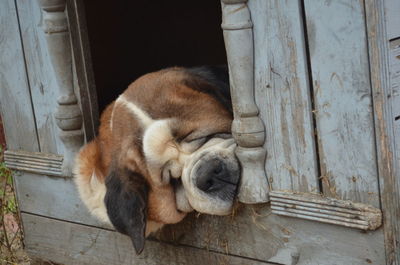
left=83, top=1, right=227, bottom=112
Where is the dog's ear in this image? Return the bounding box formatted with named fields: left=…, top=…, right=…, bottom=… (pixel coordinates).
left=104, top=166, right=148, bottom=254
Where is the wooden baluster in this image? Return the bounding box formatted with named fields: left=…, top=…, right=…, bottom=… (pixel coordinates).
left=37, top=0, right=83, bottom=176
left=221, top=0, right=269, bottom=203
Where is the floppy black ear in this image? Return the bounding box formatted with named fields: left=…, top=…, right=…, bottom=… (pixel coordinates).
left=104, top=167, right=148, bottom=254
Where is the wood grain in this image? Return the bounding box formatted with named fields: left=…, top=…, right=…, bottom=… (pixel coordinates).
left=0, top=0, right=40, bottom=152
left=270, top=191, right=382, bottom=230
left=15, top=0, right=62, bottom=154
left=389, top=39, right=400, bottom=120
left=384, top=0, right=400, bottom=40
left=67, top=0, right=99, bottom=142
left=5, top=150, right=63, bottom=177
left=15, top=173, right=385, bottom=264
left=221, top=0, right=269, bottom=203
left=365, top=0, right=400, bottom=263
left=248, top=0, right=319, bottom=193
left=303, top=0, right=380, bottom=207
left=14, top=172, right=109, bottom=229
left=22, top=213, right=275, bottom=265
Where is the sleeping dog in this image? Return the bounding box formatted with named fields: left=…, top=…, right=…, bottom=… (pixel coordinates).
left=73, top=66, right=240, bottom=254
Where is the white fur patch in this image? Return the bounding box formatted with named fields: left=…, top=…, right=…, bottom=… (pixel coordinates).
left=115, top=95, right=154, bottom=128
left=73, top=158, right=111, bottom=225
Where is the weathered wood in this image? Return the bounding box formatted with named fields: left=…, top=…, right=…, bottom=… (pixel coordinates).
left=303, top=0, right=379, bottom=207
left=15, top=0, right=63, bottom=154
left=389, top=39, right=400, bottom=121
left=14, top=172, right=108, bottom=229
left=22, top=213, right=274, bottom=265
left=159, top=204, right=385, bottom=264
left=366, top=0, right=400, bottom=263
left=270, top=191, right=382, bottom=230
left=67, top=0, right=99, bottom=141
left=14, top=173, right=385, bottom=264
left=5, top=150, right=63, bottom=177
left=36, top=0, right=84, bottom=176
left=0, top=0, right=40, bottom=152
left=221, top=0, right=269, bottom=203
left=384, top=0, right=400, bottom=40
left=248, top=0, right=319, bottom=193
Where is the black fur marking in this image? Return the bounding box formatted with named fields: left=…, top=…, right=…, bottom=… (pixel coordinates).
left=184, top=65, right=232, bottom=113
left=104, top=167, right=148, bottom=254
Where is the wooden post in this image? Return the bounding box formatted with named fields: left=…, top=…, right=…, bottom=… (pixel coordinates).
left=37, top=0, right=83, bottom=176
left=221, top=0, right=269, bottom=203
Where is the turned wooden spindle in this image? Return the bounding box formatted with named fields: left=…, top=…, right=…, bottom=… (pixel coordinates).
left=221, top=0, right=269, bottom=203
left=37, top=0, right=84, bottom=176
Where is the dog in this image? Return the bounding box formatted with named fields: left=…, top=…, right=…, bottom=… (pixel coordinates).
left=73, top=66, right=240, bottom=254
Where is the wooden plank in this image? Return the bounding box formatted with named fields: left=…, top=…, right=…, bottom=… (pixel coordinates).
left=303, top=0, right=380, bottom=207
left=16, top=173, right=385, bottom=263
left=15, top=0, right=64, bottom=154
left=389, top=39, right=400, bottom=119
left=248, top=0, right=319, bottom=192
left=67, top=0, right=99, bottom=142
left=22, top=213, right=274, bottom=265
left=395, top=119, right=400, bottom=176
left=365, top=0, right=400, bottom=263
left=159, top=206, right=385, bottom=264
left=0, top=0, right=40, bottom=152
left=14, top=172, right=108, bottom=229
left=270, top=191, right=382, bottom=230
left=5, top=150, right=63, bottom=177
left=384, top=0, right=400, bottom=40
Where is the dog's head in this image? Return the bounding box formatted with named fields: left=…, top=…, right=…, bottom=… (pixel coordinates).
left=74, top=66, right=240, bottom=254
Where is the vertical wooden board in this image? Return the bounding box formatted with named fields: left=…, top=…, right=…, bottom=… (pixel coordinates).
left=385, top=0, right=400, bottom=40
left=0, top=0, right=39, bottom=152
left=22, top=213, right=273, bottom=265
left=67, top=0, right=100, bottom=141
left=248, top=0, right=319, bottom=192
left=390, top=40, right=400, bottom=179
left=395, top=120, right=400, bottom=168
left=304, top=0, right=380, bottom=207
left=14, top=172, right=108, bottom=229
left=365, top=0, right=400, bottom=262
left=389, top=39, right=400, bottom=119
left=16, top=0, right=63, bottom=154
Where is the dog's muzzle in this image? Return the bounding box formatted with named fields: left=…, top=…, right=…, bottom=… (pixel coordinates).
left=181, top=138, right=240, bottom=215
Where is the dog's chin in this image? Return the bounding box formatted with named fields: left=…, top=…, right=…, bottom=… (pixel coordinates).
left=180, top=138, right=240, bottom=216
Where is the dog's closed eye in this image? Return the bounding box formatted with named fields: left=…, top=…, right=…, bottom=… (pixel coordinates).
left=181, top=133, right=232, bottom=153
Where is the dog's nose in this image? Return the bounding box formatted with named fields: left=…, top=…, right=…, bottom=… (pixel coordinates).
left=195, top=159, right=238, bottom=192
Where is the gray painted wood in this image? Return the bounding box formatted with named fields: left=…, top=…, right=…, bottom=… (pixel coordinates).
left=15, top=0, right=62, bottom=154
left=303, top=0, right=379, bottom=207
left=22, top=213, right=275, bottom=265
left=221, top=0, right=269, bottom=203
left=15, top=174, right=385, bottom=263
left=389, top=39, right=400, bottom=120
left=36, top=0, right=84, bottom=177
left=67, top=0, right=99, bottom=142
left=270, top=191, right=382, bottom=230
left=248, top=0, right=319, bottom=193
left=385, top=0, right=400, bottom=40
left=5, top=150, right=63, bottom=177
left=366, top=0, right=400, bottom=262
left=14, top=172, right=109, bottom=229
left=0, top=0, right=40, bottom=152
left=159, top=205, right=385, bottom=264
